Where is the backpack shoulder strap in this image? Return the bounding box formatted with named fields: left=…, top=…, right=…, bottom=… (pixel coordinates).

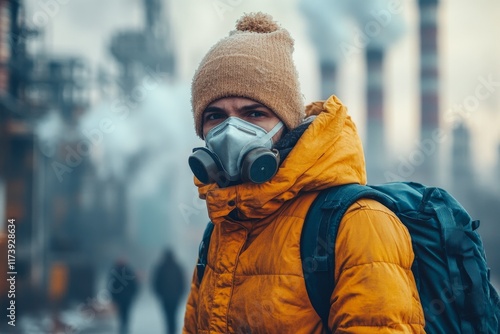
left=301, top=184, right=390, bottom=330
left=197, top=221, right=215, bottom=284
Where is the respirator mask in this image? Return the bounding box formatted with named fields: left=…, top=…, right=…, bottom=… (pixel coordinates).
left=188, top=117, right=283, bottom=187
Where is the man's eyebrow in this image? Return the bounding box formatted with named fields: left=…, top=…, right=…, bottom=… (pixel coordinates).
left=240, top=103, right=267, bottom=111
left=203, top=106, right=224, bottom=114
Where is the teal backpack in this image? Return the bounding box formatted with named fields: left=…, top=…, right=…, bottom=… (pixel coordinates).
left=197, top=182, right=500, bottom=333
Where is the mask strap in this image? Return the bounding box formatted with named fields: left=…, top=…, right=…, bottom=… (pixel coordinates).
left=239, top=121, right=284, bottom=155
left=256, top=121, right=284, bottom=146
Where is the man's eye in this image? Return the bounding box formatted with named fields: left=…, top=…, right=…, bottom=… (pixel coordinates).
left=205, top=113, right=224, bottom=121
left=248, top=111, right=265, bottom=118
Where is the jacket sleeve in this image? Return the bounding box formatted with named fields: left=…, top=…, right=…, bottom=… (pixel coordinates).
left=182, top=265, right=200, bottom=334
left=328, top=199, right=425, bottom=333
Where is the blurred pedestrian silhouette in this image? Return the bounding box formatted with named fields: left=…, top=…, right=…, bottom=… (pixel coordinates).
left=109, top=258, right=139, bottom=334
left=152, top=248, right=186, bottom=334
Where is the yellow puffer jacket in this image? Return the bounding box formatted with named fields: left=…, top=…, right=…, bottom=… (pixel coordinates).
left=183, top=96, right=425, bottom=333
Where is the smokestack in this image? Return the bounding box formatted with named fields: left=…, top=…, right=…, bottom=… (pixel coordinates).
left=417, top=0, right=440, bottom=182
left=451, top=123, right=473, bottom=193
left=299, top=0, right=346, bottom=100
left=0, top=0, right=10, bottom=94
left=365, top=47, right=386, bottom=181
left=144, top=0, right=161, bottom=35
left=319, top=61, right=337, bottom=100
left=339, top=0, right=405, bottom=181
left=419, top=0, right=440, bottom=134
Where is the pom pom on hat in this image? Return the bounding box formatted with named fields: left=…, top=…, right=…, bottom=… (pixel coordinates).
left=235, top=12, right=279, bottom=33
left=191, top=12, right=305, bottom=138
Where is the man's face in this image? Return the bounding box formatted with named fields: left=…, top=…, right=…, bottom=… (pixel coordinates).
left=202, top=97, right=285, bottom=143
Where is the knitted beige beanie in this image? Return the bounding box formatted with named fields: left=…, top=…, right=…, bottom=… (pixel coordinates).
left=191, top=12, right=305, bottom=138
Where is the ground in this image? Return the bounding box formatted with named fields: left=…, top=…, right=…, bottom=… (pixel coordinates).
left=14, top=288, right=186, bottom=334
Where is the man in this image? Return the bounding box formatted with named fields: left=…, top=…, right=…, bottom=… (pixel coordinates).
left=153, top=248, right=187, bottom=334
left=109, top=259, right=139, bottom=334
left=183, top=12, right=425, bottom=333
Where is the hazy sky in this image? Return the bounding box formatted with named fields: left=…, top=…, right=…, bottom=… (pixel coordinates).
left=23, top=0, right=500, bottom=181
